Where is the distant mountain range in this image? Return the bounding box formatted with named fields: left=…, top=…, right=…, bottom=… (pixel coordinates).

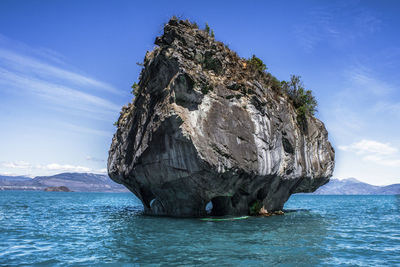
left=1, top=174, right=398, bottom=195
left=0, top=173, right=129, bottom=193
left=311, top=178, right=400, bottom=195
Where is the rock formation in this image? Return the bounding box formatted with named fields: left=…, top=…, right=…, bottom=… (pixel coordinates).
left=44, top=186, right=71, bottom=192
left=108, top=17, right=335, bottom=217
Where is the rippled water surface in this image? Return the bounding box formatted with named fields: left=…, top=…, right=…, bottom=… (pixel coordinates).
left=1, top=192, right=399, bottom=266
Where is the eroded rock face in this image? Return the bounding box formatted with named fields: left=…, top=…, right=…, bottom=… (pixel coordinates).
left=108, top=18, right=335, bottom=217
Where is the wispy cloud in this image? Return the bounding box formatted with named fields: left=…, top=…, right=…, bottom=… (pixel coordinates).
left=0, top=67, right=120, bottom=112
left=373, top=101, right=400, bottom=117
left=293, top=8, right=338, bottom=52
left=0, top=47, right=120, bottom=95
left=0, top=34, right=123, bottom=118
left=361, top=155, right=400, bottom=167
left=1, top=161, right=32, bottom=169
left=345, top=66, right=393, bottom=96
left=86, top=156, right=106, bottom=163
left=339, top=139, right=400, bottom=167
left=294, top=4, right=381, bottom=52
left=38, top=163, right=92, bottom=173
left=0, top=33, right=67, bottom=65
left=339, top=139, right=397, bottom=155
left=328, top=64, right=394, bottom=134
left=0, top=161, right=107, bottom=176
left=60, top=122, right=113, bottom=137
left=0, top=34, right=120, bottom=176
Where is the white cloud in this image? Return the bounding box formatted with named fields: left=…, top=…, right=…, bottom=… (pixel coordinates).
left=0, top=171, right=28, bottom=177
left=0, top=161, right=107, bottom=176
left=0, top=34, right=118, bottom=178
left=0, top=67, right=120, bottom=113
left=373, top=101, right=400, bottom=117
left=95, top=168, right=107, bottom=174
left=339, top=139, right=397, bottom=155
left=86, top=156, right=106, bottom=162
left=293, top=5, right=381, bottom=52
left=362, top=155, right=400, bottom=167
left=339, top=139, right=400, bottom=167
left=0, top=47, right=120, bottom=95
left=1, top=161, right=32, bottom=169
left=59, top=122, right=113, bottom=137
left=0, top=34, right=124, bottom=119
left=38, top=163, right=91, bottom=173
left=346, top=67, right=393, bottom=96
left=0, top=33, right=67, bottom=65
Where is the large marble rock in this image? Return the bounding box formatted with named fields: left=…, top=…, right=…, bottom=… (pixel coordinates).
left=108, top=17, right=335, bottom=217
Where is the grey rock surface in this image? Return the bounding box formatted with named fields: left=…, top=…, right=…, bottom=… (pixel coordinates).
left=108, top=17, right=335, bottom=217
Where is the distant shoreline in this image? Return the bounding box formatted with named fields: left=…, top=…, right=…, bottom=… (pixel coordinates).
left=0, top=172, right=129, bottom=193
left=0, top=188, right=130, bottom=193
left=1, top=189, right=398, bottom=196
left=1, top=174, right=398, bottom=195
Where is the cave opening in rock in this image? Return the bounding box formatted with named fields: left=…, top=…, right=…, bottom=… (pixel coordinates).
left=207, top=196, right=232, bottom=216
left=139, top=187, right=156, bottom=210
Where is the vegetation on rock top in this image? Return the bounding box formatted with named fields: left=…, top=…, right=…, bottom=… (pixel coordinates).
left=247, top=55, right=267, bottom=72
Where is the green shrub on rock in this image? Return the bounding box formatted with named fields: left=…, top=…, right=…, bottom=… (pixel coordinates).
left=281, top=75, right=317, bottom=130
left=270, top=75, right=282, bottom=91
left=131, top=82, right=139, bottom=96
left=205, top=23, right=210, bottom=35
left=247, top=55, right=267, bottom=72
left=249, top=200, right=263, bottom=216
left=282, top=75, right=317, bottom=116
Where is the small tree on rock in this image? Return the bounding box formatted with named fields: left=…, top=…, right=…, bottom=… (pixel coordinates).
left=131, top=82, right=139, bottom=96
left=247, top=55, right=267, bottom=72
left=205, top=23, right=210, bottom=35
left=281, top=75, right=317, bottom=131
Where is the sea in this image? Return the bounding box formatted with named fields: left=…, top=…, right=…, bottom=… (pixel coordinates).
left=0, top=192, right=399, bottom=266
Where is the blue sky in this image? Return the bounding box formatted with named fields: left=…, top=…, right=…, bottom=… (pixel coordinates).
left=0, top=0, right=399, bottom=185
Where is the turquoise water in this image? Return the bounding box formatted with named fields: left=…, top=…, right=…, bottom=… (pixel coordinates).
left=0, top=192, right=399, bottom=266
